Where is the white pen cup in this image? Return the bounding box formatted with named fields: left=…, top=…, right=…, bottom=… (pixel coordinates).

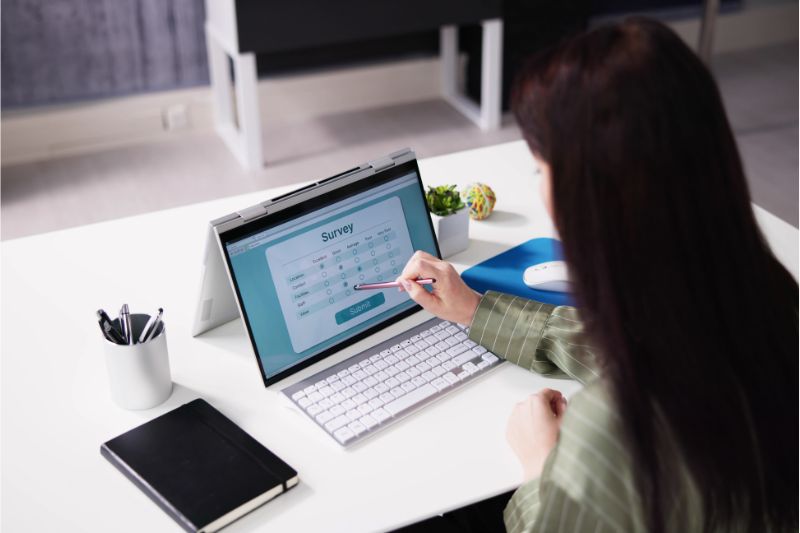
left=103, top=313, right=173, bottom=410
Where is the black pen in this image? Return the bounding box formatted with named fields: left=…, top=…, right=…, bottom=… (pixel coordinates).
left=119, top=304, right=133, bottom=345
left=97, top=309, right=125, bottom=344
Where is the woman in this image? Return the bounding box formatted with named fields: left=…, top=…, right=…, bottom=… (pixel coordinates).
left=396, top=17, right=798, bottom=533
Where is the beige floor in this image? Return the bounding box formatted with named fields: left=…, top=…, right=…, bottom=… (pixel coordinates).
left=1, top=43, right=797, bottom=241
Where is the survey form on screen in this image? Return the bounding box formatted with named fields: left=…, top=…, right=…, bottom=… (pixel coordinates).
left=266, top=197, right=415, bottom=353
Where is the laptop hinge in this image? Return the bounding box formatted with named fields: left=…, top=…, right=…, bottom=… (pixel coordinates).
left=369, top=157, right=395, bottom=172
left=237, top=204, right=268, bottom=221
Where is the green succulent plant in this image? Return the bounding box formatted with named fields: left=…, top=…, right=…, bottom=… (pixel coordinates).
left=426, top=185, right=465, bottom=217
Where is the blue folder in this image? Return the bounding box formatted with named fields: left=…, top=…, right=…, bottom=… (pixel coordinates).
left=461, top=238, right=574, bottom=307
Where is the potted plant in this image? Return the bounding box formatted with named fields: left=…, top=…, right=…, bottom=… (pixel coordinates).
left=426, top=185, right=469, bottom=258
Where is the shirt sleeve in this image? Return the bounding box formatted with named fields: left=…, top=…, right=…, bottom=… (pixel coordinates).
left=504, top=478, right=616, bottom=533
left=467, top=291, right=600, bottom=384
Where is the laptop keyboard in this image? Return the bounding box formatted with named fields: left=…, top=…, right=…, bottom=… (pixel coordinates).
left=282, top=318, right=502, bottom=446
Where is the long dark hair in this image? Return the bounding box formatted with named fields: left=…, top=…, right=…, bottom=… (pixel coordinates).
left=512, top=17, right=798, bottom=532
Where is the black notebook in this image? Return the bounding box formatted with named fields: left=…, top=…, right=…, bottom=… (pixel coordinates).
left=101, top=399, right=299, bottom=533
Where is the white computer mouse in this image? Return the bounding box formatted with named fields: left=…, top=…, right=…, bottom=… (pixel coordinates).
left=523, top=260, right=572, bottom=292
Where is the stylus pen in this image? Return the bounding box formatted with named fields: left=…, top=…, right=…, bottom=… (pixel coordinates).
left=353, top=278, right=436, bottom=291
left=140, top=308, right=164, bottom=343
left=119, top=304, right=133, bottom=345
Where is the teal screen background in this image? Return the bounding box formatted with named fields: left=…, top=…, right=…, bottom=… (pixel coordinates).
left=227, top=174, right=438, bottom=380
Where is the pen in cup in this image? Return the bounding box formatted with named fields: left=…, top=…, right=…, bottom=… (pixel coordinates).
left=119, top=304, right=133, bottom=345
left=139, top=308, right=164, bottom=344
left=97, top=309, right=125, bottom=344
left=353, top=278, right=436, bottom=291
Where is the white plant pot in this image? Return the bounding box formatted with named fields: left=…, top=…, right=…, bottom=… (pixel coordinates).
left=431, top=208, right=469, bottom=258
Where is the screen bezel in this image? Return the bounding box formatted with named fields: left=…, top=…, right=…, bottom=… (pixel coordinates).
left=218, top=158, right=441, bottom=387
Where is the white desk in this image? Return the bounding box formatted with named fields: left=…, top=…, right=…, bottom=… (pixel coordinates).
left=2, top=141, right=797, bottom=533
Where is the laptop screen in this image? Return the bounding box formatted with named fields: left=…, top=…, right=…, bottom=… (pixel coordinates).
left=222, top=163, right=438, bottom=385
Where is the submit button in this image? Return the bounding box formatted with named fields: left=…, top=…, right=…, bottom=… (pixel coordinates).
left=335, top=293, right=385, bottom=325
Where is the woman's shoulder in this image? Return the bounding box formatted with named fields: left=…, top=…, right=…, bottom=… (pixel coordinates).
left=542, top=381, right=648, bottom=532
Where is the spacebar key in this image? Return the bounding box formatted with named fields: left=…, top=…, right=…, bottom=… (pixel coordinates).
left=385, top=384, right=437, bottom=416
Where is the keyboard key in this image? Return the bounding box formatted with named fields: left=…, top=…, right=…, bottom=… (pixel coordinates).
left=421, top=371, right=436, bottom=382
left=464, top=339, right=477, bottom=348
left=439, top=320, right=451, bottom=327
left=455, top=332, right=468, bottom=341
left=385, top=377, right=400, bottom=388
left=346, top=409, right=362, bottom=422
left=307, top=404, right=322, bottom=416
left=385, top=354, right=399, bottom=365
left=452, top=352, right=477, bottom=366
left=298, top=397, right=311, bottom=408
left=435, top=341, right=449, bottom=351
left=390, top=387, right=406, bottom=399
left=341, top=387, right=356, bottom=399
left=372, top=408, right=391, bottom=423
left=318, top=398, right=334, bottom=409
left=380, top=349, right=392, bottom=356
left=316, top=411, right=334, bottom=424
left=353, top=370, right=367, bottom=380
left=455, top=371, right=469, bottom=381
left=379, top=392, right=395, bottom=404
left=405, top=345, right=420, bottom=355
left=401, top=339, right=412, bottom=347
left=431, top=378, right=449, bottom=391
left=329, top=404, right=345, bottom=416
left=291, top=391, right=305, bottom=401
left=357, top=403, right=374, bottom=415
left=446, top=325, right=460, bottom=335
left=435, top=331, right=450, bottom=341
left=384, top=383, right=437, bottom=415
left=432, top=366, right=447, bottom=377
left=478, top=360, right=491, bottom=370
left=341, top=399, right=357, bottom=410
left=401, top=381, right=417, bottom=392
left=374, top=371, right=389, bottom=382
left=368, top=397, right=385, bottom=409
left=303, top=385, right=317, bottom=395
left=364, top=365, right=378, bottom=375
left=342, top=375, right=356, bottom=386
left=406, top=355, right=420, bottom=365
left=395, top=361, right=409, bottom=371
left=374, top=382, right=389, bottom=394
left=472, top=345, right=488, bottom=355
left=425, top=346, right=440, bottom=356
left=437, top=353, right=451, bottom=363
left=371, top=353, right=383, bottom=362
left=364, top=388, right=378, bottom=399
left=330, top=392, right=345, bottom=404
left=363, top=376, right=378, bottom=387
left=325, top=415, right=349, bottom=432
left=462, top=362, right=478, bottom=375
left=348, top=421, right=366, bottom=436
left=396, top=371, right=411, bottom=383
left=318, top=386, right=334, bottom=397
left=407, top=366, right=420, bottom=378
left=385, top=367, right=399, bottom=378
left=326, top=375, right=340, bottom=384
left=390, top=344, right=402, bottom=352
left=348, top=364, right=361, bottom=374
left=353, top=381, right=368, bottom=393
left=445, top=337, right=460, bottom=346
left=333, top=427, right=355, bottom=444
left=415, top=339, right=430, bottom=348
left=360, top=415, right=378, bottom=429
left=331, top=381, right=345, bottom=391
left=315, top=380, right=328, bottom=389
left=482, top=353, right=499, bottom=364
left=416, top=362, right=431, bottom=373
left=420, top=328, right=433, bottom=336
left=352, top=393, right=367, bottom=405
left=443, top=372, right=459, bottom=385
left=411, top=376, right=427, bottom=387
left=374, top=360, right=388, bottom=371
left=430, top=325, right=442, bottom=333
left=447, top=344, right=468, bottom=357
left=337, top=370, right=350, bottom=378
left=359, top=359, right=372, bottom=368
left=442, top=361, right=456, bottom=371
left=411, top=335, right=421, bottom=341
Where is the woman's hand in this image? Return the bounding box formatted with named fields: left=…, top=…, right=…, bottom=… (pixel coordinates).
left=506, top=389, right=568, bottom=482
left=396, top=251, right=481, bottom=326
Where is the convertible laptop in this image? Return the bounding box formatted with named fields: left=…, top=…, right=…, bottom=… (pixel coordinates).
left=193, top=149, right=501, bottom=446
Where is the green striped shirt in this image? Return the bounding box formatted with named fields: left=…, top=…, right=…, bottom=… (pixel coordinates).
left=468, top=291, right=703, bottom=533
